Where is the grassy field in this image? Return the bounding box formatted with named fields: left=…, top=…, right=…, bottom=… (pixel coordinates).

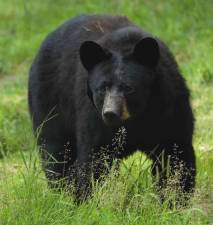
left=0, top=0, right=213, bottom=224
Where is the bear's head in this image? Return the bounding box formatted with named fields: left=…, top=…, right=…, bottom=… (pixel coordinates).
left=80, top=37, right=160, bottom=128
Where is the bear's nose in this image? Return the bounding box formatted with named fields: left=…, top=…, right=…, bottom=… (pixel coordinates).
left=103, top=111, right=120, bottom=125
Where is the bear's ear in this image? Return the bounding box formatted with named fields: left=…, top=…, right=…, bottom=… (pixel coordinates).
left=80, top=41, right=110, bottom=71
left=133, top=37, right=160, bottom=68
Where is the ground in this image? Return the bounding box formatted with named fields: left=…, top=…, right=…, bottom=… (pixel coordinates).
left=0, top=0, right=212, bottom=224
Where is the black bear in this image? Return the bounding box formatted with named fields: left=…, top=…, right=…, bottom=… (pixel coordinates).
left=28, top=14, right=196, bottom=202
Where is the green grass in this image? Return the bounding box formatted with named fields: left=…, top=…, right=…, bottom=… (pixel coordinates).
left=0, top=0, right=213, bottom=224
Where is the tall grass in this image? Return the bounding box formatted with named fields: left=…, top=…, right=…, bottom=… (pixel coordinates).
left=1, top=150, right=212, bottom=225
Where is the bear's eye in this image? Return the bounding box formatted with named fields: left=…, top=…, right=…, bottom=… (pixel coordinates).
left=99, top=82, right=110, bottom=94
left=121, top=84, right=135, bottom=94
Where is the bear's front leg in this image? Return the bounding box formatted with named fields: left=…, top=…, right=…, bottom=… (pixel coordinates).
left=74, top=154, right=93, bottom=202
left=150, top=143, right=196, bottom=205
left=73, top=118, right=114, bottom=203
left=39, top=140, right=71, bottom=188
left=73, top=144, right=114, bottom=203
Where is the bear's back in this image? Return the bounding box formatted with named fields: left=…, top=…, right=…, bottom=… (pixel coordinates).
left=39, top=15, right=134, bottom=58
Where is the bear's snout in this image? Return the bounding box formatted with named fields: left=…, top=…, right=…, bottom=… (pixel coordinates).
left=102, top=89, right=129, bottom=127
left=103, top=110, right=121, bottom=127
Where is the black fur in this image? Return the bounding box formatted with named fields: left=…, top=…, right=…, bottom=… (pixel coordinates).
left=28, top=15, right=196, bottom=202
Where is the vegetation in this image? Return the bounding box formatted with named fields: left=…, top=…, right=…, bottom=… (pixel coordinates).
left=0, top=0, right=212, bottom=224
